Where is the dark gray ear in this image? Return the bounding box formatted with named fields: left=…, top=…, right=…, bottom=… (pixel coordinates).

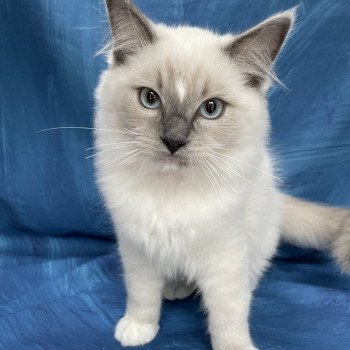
left=224, top=9, right=295, bottom=87
left=105, top=0, right=157, bottom=64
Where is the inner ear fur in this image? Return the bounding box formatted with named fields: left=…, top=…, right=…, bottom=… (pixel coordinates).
left=105, top=0, right=157, bottom=65
left=224, top=9, right=295, bottom=87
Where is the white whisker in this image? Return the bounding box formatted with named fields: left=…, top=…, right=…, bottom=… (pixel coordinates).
left=101, top=151, right=144, bottom=180
left=198, top=160, right=217, bottom=193
left=207, top=155, right=239, bottom=186
left=105, top=148, right=141, bottom=165
left=208, top=153, right=241, bottom=177
left=211, top=150, right=282, bottom=182
left=208, top=153, right=256, bottom=187
left=123, top=127, right=143, bottom=136
left=36, top=126, right=137, bottom=136
left=112, top=151, right=143, bottom=168
left=203, top=158, right=222, bottom=190
left=85, top=144, right=136, bottom=159
left=86, top=141, right=141, bottom=151
left=205, top=158, right=237, bottom=193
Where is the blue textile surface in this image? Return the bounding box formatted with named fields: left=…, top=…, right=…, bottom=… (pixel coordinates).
left=1, top=0, right=350, bottom=349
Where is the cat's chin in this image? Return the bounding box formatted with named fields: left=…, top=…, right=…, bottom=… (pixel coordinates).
left=154, top=155, right=188, bottom=173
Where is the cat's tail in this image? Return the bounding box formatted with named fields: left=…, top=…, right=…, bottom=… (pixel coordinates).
left=280, top=193, right=350, bottom=272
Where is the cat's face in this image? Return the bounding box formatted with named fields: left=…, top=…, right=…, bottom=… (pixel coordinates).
left=96, top=1, right=293, bottom=174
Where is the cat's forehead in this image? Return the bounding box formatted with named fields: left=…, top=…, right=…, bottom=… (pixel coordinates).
left=141, top=28, right=239, bottom=103
left=121, top=25, right=244, bottom=106
left=156, top=57, right=209, bottom=102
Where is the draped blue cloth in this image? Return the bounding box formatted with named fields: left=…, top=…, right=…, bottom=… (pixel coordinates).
left=0, top=1, right=349, bottom=349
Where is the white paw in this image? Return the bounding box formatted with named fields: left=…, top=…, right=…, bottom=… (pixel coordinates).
left=114, top=316, right=159, bottom=347
left=163, top=282, right=195, bottom=300
left=213, top=345, right=258, bottom=350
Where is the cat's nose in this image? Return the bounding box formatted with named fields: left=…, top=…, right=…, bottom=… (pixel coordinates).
left=161, top=137, right=187, bottom=154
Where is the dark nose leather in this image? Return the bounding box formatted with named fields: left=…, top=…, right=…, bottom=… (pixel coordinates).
left=161, top=137, right=187, bottom=154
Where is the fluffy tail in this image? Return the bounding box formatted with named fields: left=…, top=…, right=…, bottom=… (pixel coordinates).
left=280, top=193, right=350, bottom=272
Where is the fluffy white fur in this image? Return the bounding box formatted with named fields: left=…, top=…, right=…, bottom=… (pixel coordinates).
left=94, top=1, right=350, bottom=349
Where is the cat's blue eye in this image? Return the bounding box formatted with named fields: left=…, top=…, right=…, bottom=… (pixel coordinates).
left=140, top=88, right=162, bottom=109
left=199, top=99, right=224, bottom=119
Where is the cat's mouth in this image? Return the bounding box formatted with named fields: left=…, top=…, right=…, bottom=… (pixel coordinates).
left=154, top=153, right=188, bottom=172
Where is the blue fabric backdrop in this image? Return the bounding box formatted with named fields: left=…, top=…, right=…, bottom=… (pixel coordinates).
left=0, top=0, right=349, bottom=349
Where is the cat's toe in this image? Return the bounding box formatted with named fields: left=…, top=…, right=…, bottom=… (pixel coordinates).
left=114, top=316, right=159, bottom=347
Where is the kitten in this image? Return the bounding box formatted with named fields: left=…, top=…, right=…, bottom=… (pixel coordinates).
left=94, top=1, right=350, bottom=349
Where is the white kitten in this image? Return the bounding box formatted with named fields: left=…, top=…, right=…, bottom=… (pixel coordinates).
left=94, top=1, right=350, bottom=349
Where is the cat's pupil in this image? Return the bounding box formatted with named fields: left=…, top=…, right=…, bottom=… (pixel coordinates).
left=206, top=101, right=216, bottom=114
left=147, top=90, right=158, bottom=104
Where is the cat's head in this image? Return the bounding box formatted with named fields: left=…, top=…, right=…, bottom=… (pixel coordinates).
left=95, top=0, right=295, bottom=174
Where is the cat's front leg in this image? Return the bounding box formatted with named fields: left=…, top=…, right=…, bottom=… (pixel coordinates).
left=197, top=244, right=258, bottom=350
left=115, top=239, right=163, bottom=347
